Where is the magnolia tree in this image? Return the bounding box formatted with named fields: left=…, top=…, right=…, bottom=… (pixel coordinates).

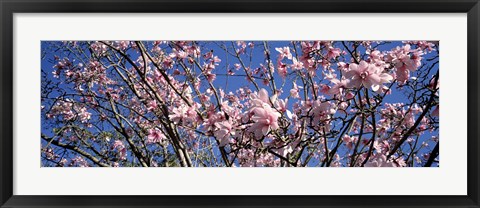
left=41, top=40, right=439, bottom=167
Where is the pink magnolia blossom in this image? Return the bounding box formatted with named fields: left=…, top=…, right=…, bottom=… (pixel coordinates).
left=44, top=148, right=57, bottom=160
left=214, top=120, right=235, bottom=146
left=147, top=129, right=165, bottom=144
left=205, top=71, right=216, bottom=83
left=212, top=56, right=221, bottom=63
left=342, top=135, right=357, bottom=149
left=112, top=140, right=127, bottom=160
left=59, top=158, right=68, bottom=167
left=275, top=141, right=299, bottom=157
left=250, top=88, right=272, bottom=106
left=236, top=41, right=247, bottom=54
left=146, top=100, right=158, bottom=112
left=326, top=47, right=341, bottom=60
left=274, top=98, right=288, bottom=113
left=233, top=63, right=241, bottom=70
left=277, top=61, right=288, bottom=79
left=116, top=41, right=130, bottom=50
left=78, top=107, right=91, bottom=123
left=290, top=82, right=302, bottom=99
left=345, top=61, right=393, bottom=91
left=203, top=51, right=213, bottom=59
left=291, top=57, right=304, bottom=70
left=169, top=104, right=199, bottom=125
left=364, top=154, right=397, bottom=167
left=367, top=50, right=383, bottom=62
left=311, top=100, right=336, bottom=125
left=429, top=76, right=440, bottom=89
left=71, top=156, right=89, bottom=167
left=387, top=44, right=424, bottom=83
left=275, top=47, right=292, bottom=60
left=327, top=77, right=349, bottom=95
left=373, top=140, right=390, bottom=154
left=249, top=89, right=281, bottom=139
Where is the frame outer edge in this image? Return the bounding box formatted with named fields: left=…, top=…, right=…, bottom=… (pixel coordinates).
left=0, top=0, right=14, bottom=207
left=468, top=1, right=480, bottom=206
left=1, top=0, right=480, bottom=208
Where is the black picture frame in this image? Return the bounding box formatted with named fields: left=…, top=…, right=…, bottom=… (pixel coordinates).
left=1, top=0, right=479, bottom=207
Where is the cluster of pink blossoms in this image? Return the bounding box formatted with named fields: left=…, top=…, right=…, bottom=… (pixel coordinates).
left=41, top=40, right=439, bottom=167
left=47, top=100, right=91, bottom=123
left=248, top=89, right=282, bottom=139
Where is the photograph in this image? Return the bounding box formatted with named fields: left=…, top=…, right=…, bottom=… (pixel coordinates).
left=40, top=40, right=440, bottom=167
